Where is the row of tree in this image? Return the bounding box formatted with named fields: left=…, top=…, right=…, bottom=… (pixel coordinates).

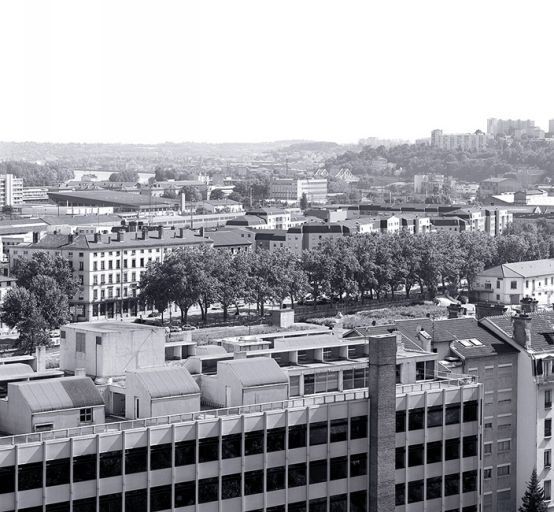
left=140, top=223, right=554, bottom=322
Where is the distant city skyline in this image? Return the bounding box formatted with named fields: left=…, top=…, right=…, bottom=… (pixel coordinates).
left=0, top=0, right=553, bottom=145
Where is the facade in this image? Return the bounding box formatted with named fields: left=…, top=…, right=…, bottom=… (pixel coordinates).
left=21, top=186, right=49, bottom=202
left=270, top=179, right=328, bottom=204
left=431, top=130, right=488, bottom=151
left=479, top=178, right=519, bottom=198
left=8, top=229, right=210, bottom=322
left=487, top=118, right=542, bottom=139
left=0, top=174, right=23, bottom=207
left=473, top=259, right=554, bottom=305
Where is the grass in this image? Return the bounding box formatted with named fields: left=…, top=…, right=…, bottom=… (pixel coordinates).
left=306, top=304, right=447, bottom=329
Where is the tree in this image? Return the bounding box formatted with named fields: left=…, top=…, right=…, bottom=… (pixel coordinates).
left=2, top=205, right=14, bottom=216
left=519, top=469, right=547, bottom=512
left=109, top=170, right=139, bottom=182
left=139, top=262, right=172, bottom=321
left=213, top=251, right=249, bottom=320
left=299, top=193, right=308, bottom=210
left=165, top=249, right=203, bottom=323
left=181, top=185, right=203, bottom=202
left=209, top=189, right=225, bottom=200
left=12, top=253, right=79, bottom=298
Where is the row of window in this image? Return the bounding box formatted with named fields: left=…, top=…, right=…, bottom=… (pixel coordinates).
left=396, top=401, right=479, bottom=432
left=12, top=490, right=368, bottom=512
left=395, top=436, right=478, bottom=468
left=0, top=419, right=367, bottom=493
left=395, top=471, right=478, bottom=505
left=484, top=465, right=511, bottom=479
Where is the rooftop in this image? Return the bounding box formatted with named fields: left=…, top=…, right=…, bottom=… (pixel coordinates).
left=219, top=357, right=289, bottom=387
left=130, top=367, right=200, bottom=397
left=48, top=190, right=177, bottom=208
left=478, top=259, right=554, bottom=279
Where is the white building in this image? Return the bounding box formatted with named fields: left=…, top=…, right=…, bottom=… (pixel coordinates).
left=0, top=174, right=23, bottom=207
left=270, top=178, right=328, bottom=203
left=473, top=259, right=554, bottom=306
left=431, top=129, right=488, bottom=151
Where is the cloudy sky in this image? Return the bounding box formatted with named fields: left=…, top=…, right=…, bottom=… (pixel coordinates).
left=0, top=0, right=552, bottom=144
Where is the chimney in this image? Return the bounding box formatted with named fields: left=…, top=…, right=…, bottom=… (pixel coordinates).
left=68, top=233, right=75, bottom=243
left=94, top=233, right=101, bottom=243
left=32, top=231, right=40, bottom=244
left=140, top=228, right=147, bottom=240
left=35, top=346, right=47, bottom=372
left=447, top=303, right=462, bottom=319
left=75, top=368, right=86, bottom=377
left=199, top=227, right=205, bottom=237
left=117, top=231, right=125, bottom=242
left=417, top=328, right=432, bottom=352
left=512, top=313, right=532, bottom=349
left=520, top=296, right=538, bottom=314
left=179, top=227, right=186, bottom=238
left=157, top=226, right=164, bottom=239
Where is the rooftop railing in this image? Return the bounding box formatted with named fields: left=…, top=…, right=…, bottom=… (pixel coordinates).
left=396, top=371, right=478, bottom=395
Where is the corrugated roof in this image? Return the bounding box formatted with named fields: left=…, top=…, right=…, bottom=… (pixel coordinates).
left=131, top=366, right=200, bottom=398
left=479, top=259, right=554, bottom=279
left=13, top=376, right=104, bottom=413
left=220, top=357, right=288, bottom=387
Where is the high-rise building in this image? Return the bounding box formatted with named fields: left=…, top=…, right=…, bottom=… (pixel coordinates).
left=487, top=118, right=539, bottom=138
left=0, top=173, right=23, bottom=207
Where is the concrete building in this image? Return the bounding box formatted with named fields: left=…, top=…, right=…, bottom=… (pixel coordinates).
left=431, top=129, right=488, bottom=151
left=60, top=322, right=166, bottom=378
left=21, top=186, right=49, bottom=202
left=487, top=118, right=536, bottom=137
left=0, top=326, right=482, bottom=512
left=270, top=178, right=328, bottom=204
left=479, top=177, right=519, bottom=198
left=9, top=228, right=210, bottom=322
left=0, top=174, right=23, bottom=207
left=473, top=259, right=554, bottom=306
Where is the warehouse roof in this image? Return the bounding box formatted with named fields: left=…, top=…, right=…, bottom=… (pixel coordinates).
left=130, top=367, right=200, bottom=398
left=478, top=259, right=554, bottom=279
left=219, top=357, right=288, bottom=387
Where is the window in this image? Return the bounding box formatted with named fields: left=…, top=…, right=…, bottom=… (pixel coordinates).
left=290, top=375, right=300, bottom=396
left=498, top=440, right=511, bottom=452
left=150, top=443, right=172, bottom=470
left=76, top=332, right=86, bottom=353
left=99, top=493, right=122, bottom=512
left=350, top=416, right=367, bottom=439
left=546, top=450, right=552, bottom=468
left=408, top=444, right=424, bottom=467
left=288, top=462, right=307, bottom=487
left=350, top=453, right=367, bottom=477
left=395, top=483, right=405, bottom=506
left=18, top=462, right=43, bottom=491
left=445, top=403, right=461, bottom=425
left=396, top=411, right=406, bottom=432
left=267, top=427, right=285, bottom=452
left=245, top=430, right=264, bottom=455
left=309, top=498, right=327, bottom=512
left=244, top=470, right=264, bottom=495
left=199, top=436, right=219, bottom=462
left=198, top=477, right=219, bottom=503
left=289, top=424, right=307, bottom=449
left=125, top=447, right=147, bottom=474
left=150, top=485, right=171, bottom=512
left=174, top=481, right=195, bottom=507
left=330, top=456, right=348, bottom=480
left=350, top=491, right=367, bottom=512
left=309, top=459, right=327, bottom=484
left=463, top=470, right=478, bottom=492
left=73, top=454, right=96, bottom=482
left=46, top=458, right=70, bottom=487
left=330, top=419, right=348, bottom=442
left=484, top=442, right=492, bottom=454
left=99, top=451, right=122, bottom=478
left=427, top=405, right=443, bottom=427
left=445, top=473, right=460, bottom=496
left=409, top=408, right=424, bottom=430
left=79, top=408, right=93, bottom=423
left=427, top=441, right=442, bottom=464
left=330, top=495, right=347, bottom=511
left=125, top=489, right=148, bottom=512
left=511, top=281, right=517, bottom=289
left=545, top=480, right=552, bottom=501
left=546, top=419, right=552, bottom=438
left=445, top=438, right=460, bottom=460
left=408, top=480, right=424, bottom=503
left=427, top=476, right=442, bottom=500
left=463, top=435, right=478, bottom=457
left=395, top=447, right=405, bottom=469
left=310, top=421, right=328, bottom=445
left=546, top=390, right=552, bottom=409
left=222, top=434, right=241, bottom=459
left=0, top=466, right=15, bottom=494
left=222, top=473, right=241, bottom=499
left=175, top=440, right=195, bottom=466
left=484, top=468, right=492, bottom=479
left=266, top=466, right=285, bottom=491
left=463, top=401, right=478, bottom=422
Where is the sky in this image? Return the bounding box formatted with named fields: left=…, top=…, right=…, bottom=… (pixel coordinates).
left=0, top=0, right=553, bottom=145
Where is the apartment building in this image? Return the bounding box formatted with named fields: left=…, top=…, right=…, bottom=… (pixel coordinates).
left=431, top=130, right=488, bottom=151
left=473, top=259, right=554, bottom=306
left=0, top=174, right=23, bottom=207
left=482, top=310, right=554, bottom=509
left=270, top=178, right=328, bottom=204
left=8, top=228, right=210, bottom=322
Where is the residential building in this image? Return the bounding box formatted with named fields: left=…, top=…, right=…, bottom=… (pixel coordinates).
left=245, top=208, right=293, bottom=230
left=8, top=228, right=210, bottom=322
left=0, top=174, right=23, bottom=207
left=482, top=311, right=554, bottom=509
left=473, top=259, right=554, bottom=305
left=487, top=118, right=536, bottom=137
left=431, top=129, right=488, bottom=151
left=270, top=178, right=328, bottom=203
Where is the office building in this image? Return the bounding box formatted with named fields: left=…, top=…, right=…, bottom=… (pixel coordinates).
left=270, top=179, right=328, bottom=204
